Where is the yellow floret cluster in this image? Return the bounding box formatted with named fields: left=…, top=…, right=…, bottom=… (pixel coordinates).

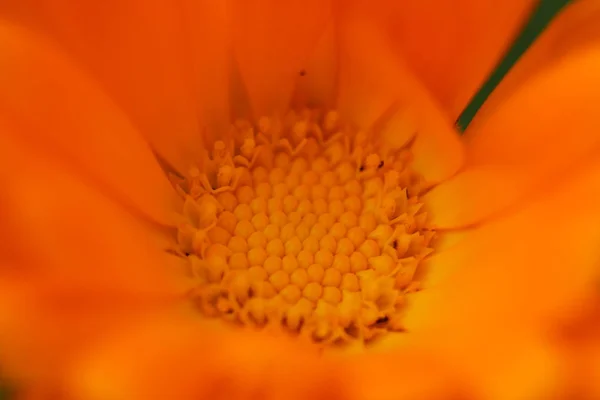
left=173, top=109, right=435, bottom=346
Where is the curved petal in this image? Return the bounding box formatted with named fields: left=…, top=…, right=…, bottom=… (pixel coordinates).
left=346, top=348, right=473, bottom=400
left=349, top=0, right=537, bottom=119
left=466, top=0, right=600, bottom=131
left=554, top=295, right=600, bottom=399
left=405, top=155, right=600, bottom=398
left=466, top=44, right=600, bottom=167
left=1, top=0, right=230, bottom=172
left=66, top=316, right=345, bottom=400
left=427, top=44, right=600, bottom=228
left=231, top=0, right=333, bottom=118
left=335, top=15, right=464, bottom=183
left=0, top=22, right=181, bottom=226
left=291, top=20, right=338, bottom=110
left=0, top=122, right=184, bottom=296
left=0, top=278, right=177, bottom=389
left=0, top=122, right=188, bottom=385
left=424, top=165, right=531, bottom=229
left=176, top=0, right=231, bottom=146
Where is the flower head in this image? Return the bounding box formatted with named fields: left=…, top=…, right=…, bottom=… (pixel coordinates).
left=1, top=0, right=600, bottom=399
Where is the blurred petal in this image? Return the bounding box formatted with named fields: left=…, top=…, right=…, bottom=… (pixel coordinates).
left=418, top=157, right=600, bottom=330
left=347, top=349, right=472, bottom=400
left=425, top=164, right=541, bottom=229
left=405, top=156, right=600, bottom=398
left=467, top=0, right=600, bottom=129
left=555, top=294, right=600, bottom=399
left=466, top=45, right=600, bottom=167
left=67, top=317, right=345, bottom=400
left=428, top=44, right=600, bottom=228
left=231, top=0, right=332, bottom=117
left=291, top=21, right=338, bottom=110
left=350, top=0, right=537, bottom=119
left=0, top=122, right=187, bottom=385
left=0, top=278, right=177, bottom=389
left=0, top=22, right=181, bottom=226
left=176, top=0, right=231, bottom=145
left=336, top=15, right=464, bottom=183
left=0, top=122, right=183, bottom=295
left=1, top=0, right=229, bottom=172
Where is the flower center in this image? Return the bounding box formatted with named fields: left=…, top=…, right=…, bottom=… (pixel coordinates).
left=174, top=109, right=436, bottom=346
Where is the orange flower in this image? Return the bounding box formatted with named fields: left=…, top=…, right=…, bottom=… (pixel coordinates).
left=1, top=0, right=600, bottom=399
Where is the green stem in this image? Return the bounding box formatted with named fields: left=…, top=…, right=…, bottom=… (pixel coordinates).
left=456, top=0, right=574, bottom=132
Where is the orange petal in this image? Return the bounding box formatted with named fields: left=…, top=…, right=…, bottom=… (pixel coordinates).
left=67, top=316, right=344, bottom=400
left=405, top=155, right=600, bottom=398
left=1, top=0, right=228, bottom=172
left=466, top=44, right=600, bottom=168
left=0, top=22, right=181, bottom=226
left=429, top=44, right=600, bottom=228
left=425, top=164, right=538, bottom=229
left=176, top=0, right=231, bottom=146
left=346, top=348, right=473, bottom=400
left=417, top=157, right=600, bottom=330
left=336, top=15, right=464, bottom=183
left=467, top=0, right=600, bottom=130
left=291, top=21, right=338, bottom=110
left=231, top=0, right=333, bottom=118
left=555, top=295, right=600, bottom=399
left=0, top=124, right=186, bottom=385
left=350, top=0, right=537, bottom=118
left=0, top=278, right=178, bottom=388
left=0, top=123, right=183, bottom=296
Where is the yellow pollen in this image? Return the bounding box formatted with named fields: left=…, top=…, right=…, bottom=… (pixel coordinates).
left=176, top=109, right=436, bottom=346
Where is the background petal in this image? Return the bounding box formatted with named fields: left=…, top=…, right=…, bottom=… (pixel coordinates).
left=346, top=348, right=473, bottom=400
left=0, top=279, right=177, bottom=393
left=0, top=22, right=181, bottom=227
left=465, top=0, right=600, bottom=131
left=335, top=14, right=464, bottom=183
left=291, top=21, right=339, bottom=110
left=67, top=317, right=345, bottom=400
left=230, top=0, right=332, bottom=118
left=553, top=295, right=600, bottom=399
left=1, top=0, right=230, bottom=172
left=349, top=0, right=538, bottom=119
left=405, top=155, right=600, bottom=399
left=427, top=44, right=600, bottom=228
left=176, top=0, right=231, bottom=147
left=0, top=121, right=187, bottom=387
